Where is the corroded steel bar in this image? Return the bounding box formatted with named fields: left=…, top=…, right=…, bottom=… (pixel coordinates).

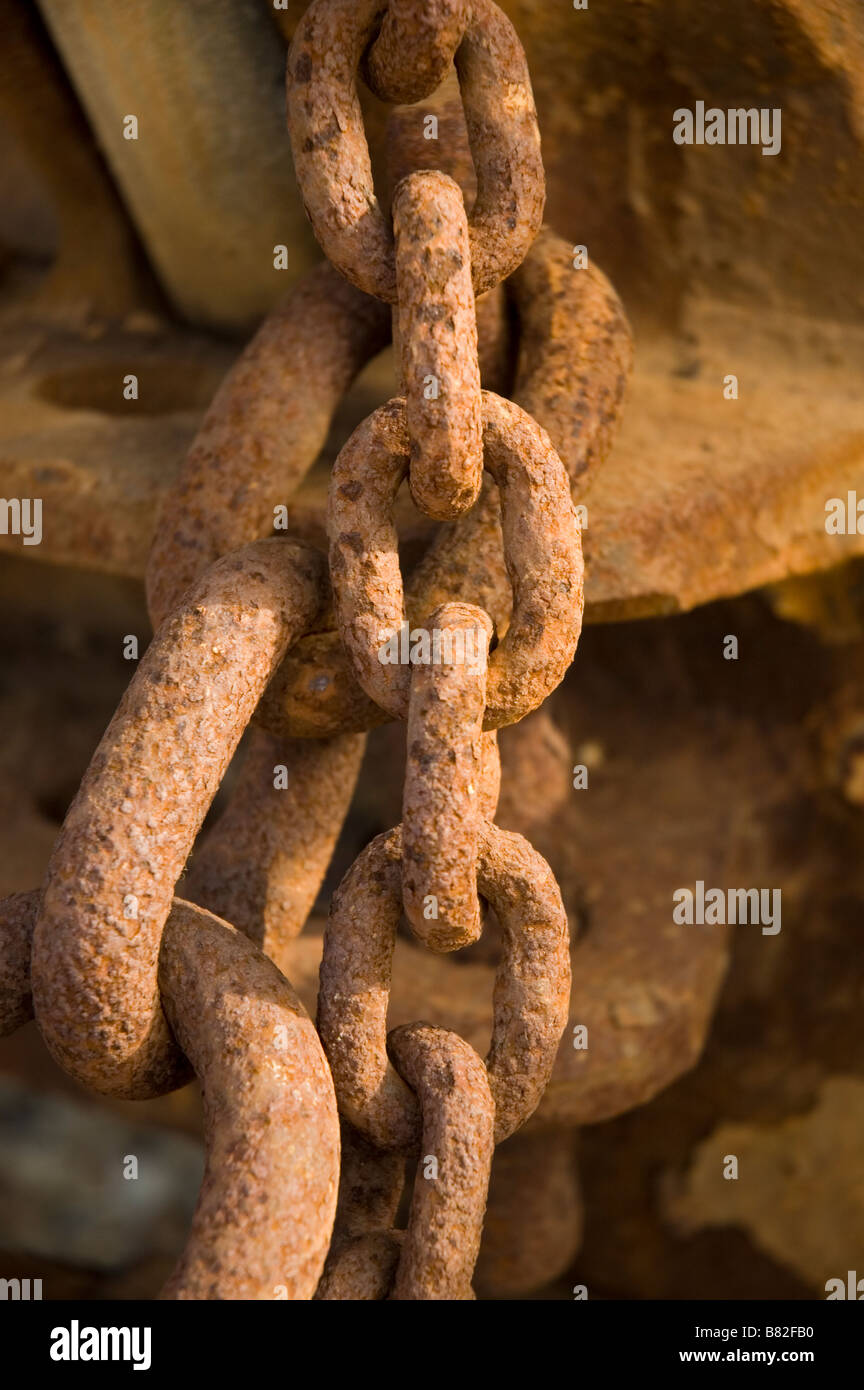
left=31, top=539, right=325, bottom=1098
left=509, top=226, right=634, bottom=482
left=315, top=1232, right=403, bottom=1300
left=393, top=171, right=483, bottom=520
left=364, top=0, right=470, bottom=105
left=146, top=260, right=389, bottom=633
left=145, top=263, right=384, bottom=959
left=388, top=1022, right=494, bottom=1301
left=1, top=892, right=340, bottom=1301
left=158, top=900, right=339, bottom=1300
left=328, top=392, right=583, bottom=728
left=182, top=728, right=365, bottom=973
left=317, top=821, right=570, bottom=1149
left=402, top=602, right=493, bottom=950
left=287, top=0, right=544, bottom=301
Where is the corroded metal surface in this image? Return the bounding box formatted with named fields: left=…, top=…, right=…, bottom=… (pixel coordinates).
left=327, top=392, right=583, bottom=728
left=2, top=891, right=341, bottom=1301
left=145, top=261, right=389, bottom=632
left=31, top=540, right=325, bottom=1097
left=2, top=0, right=821, bottom=1305
left=401, top=603, right=493, bottom=950
left=388, top=1023, right=494, bottom=1301
left=393, top=171, right=483, bottom=520
left=287, top=0, right=544, bottom=301
left=364, top=0, right=470, bottom=104
left=317, top=822, right=570, bottom=1151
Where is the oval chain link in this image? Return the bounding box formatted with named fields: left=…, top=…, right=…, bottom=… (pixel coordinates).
left=12, top=0, right=634, bottom=1300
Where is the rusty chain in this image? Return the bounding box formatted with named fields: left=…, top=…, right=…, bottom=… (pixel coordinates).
left=0, top=0, right=633, bottom=1299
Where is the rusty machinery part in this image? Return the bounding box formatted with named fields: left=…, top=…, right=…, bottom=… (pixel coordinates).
left=393, top=170, right=483, bottom=520
left=182, top=728, right=366, bottom=974
left=31, top=540, right=326, bottom=1099
left=363, top=0, right=471, bottom=105
left=146, top=259, right=390, bottom=633
left=474, top=1127, right=583, bottom=1299
left=317, top=821, right=571, bottom=1151
left=328, top=391, right=583, bottom=729
left=402, top=602, right=494, bottom=951
left=387, top=1023, right=494, bottom=1301
left=1, top=892, right=340, bottom=1301
left=257, top=229, right=627, bottom=742
left=286, top=0, right=544, bottom=302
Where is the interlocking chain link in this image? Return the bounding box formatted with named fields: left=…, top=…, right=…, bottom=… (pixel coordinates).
left=0, top=0, right=634, bottom=1300
left=287, top=0, right=544, bottom=301
left=2, top=892, right=340, bottom=1301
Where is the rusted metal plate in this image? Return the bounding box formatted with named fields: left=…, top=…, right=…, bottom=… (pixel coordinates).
left=2, top=307, right=862, bottom=615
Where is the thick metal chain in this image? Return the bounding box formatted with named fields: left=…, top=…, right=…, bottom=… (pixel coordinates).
left=0, top=0, right=634, bottom=1300
left=291, top=0, right=575, bottom=1299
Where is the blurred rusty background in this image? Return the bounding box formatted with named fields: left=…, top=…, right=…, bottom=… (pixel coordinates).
left=1, top=0, right=863, bottom=1299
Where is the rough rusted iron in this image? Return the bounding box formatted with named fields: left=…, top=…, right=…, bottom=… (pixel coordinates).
left=384, top=87, right=478, bottom=210
left=158, top=900, right=339, bottom=1300
left=286, top=0, right=544, bottom=302
left=145, top=265, right=381, bottom=959
left=384, top=91, right=515, bottom=398
left=478, top=729, right=502, bottom=819
left=331, top=1120, right=406, bottom=1240
left=364, top=0, right=470, bottom=105
left=402, top=602, right=493, bottom=951
left=259, top=229, right=627, bottom=742
left=406, top=230, right=634, bottom=635
left=317, top=821, right=570, bottom=1149
left=146, top=260, right=389, bottom=632
left=31, top=539, right=326, bottom=1098
left=316, top=1232, right=403, bottom=1300
left=1, top=891, right=340, bottom=1301
left=182, top=728, right=365, bottom=974
left=388, top=1022, right=494, bottom=1300
left=509, top=226, right=634, bottom=484
left=393, top=170, right=483, bottom=520
left=328, top=392, right=583, bottom=728
left=315, top=1119, right=406, bottom=1300
left=9, top=0, right=634, bottom=1303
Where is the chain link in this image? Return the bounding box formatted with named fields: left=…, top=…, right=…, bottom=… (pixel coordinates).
left=0, top=0, right=634, bottom=1300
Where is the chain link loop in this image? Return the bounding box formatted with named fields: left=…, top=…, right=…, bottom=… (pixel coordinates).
left=9, top=0, right=635, bottom=1300
left=2, top=892, right=340, bottom=1300
left=32, top=540, right=325, bottom=1097
left=317, top=821, right=570, bottom=1151
left=287, top=0, right=544, bottom=302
